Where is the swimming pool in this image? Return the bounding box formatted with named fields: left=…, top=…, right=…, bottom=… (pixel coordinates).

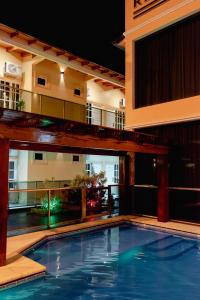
left=1, top=223, right=200, bottom=300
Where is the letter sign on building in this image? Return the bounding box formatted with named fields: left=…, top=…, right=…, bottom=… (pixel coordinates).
left=133, top=0, right=169, bottom=18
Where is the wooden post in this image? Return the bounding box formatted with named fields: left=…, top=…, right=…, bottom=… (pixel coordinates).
left=119, top=153, right=135, bottom=215
left=119, top=156, right=126, bottom=214
left=127, top=152, right=135, bottom=186
left=0, top=139, right=9, bottom=266
left=157, top=155, right=169, bottom=222
left=108, top=185, right=112, bottom=216
left=48, top=190, right=51, bottom=228
left=119, top=155, right=130, bottom=214
left=81, top=188, right=87, bottom=220
left=127, top=152, right=135, bottom=213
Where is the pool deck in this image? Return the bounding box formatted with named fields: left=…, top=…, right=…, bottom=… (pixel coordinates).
left=1, top=215, right=200, bottom=289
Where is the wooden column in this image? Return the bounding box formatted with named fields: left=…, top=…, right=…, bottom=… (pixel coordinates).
left=157, top=155, right=169, bottom=222
left=127, top=152, right=135, bottom=213
left=119, top=156, right=126, bottom=214
left=0, top=139, right=9, bottom=266
left=127, top=152, right=135, bottom=186
left=81, top=188, right=87, bottom=220
left=119, top=153, right=135, bottom=215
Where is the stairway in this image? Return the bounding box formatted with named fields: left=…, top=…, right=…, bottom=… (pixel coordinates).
left=143, top=235, right=197, bottom=260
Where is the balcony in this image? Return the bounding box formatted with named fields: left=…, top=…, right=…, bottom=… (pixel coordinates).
left=0, top=84, right=125, bottom=129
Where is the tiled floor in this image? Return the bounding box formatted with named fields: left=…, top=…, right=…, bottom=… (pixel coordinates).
left=1, top=215, right=200, bottom=289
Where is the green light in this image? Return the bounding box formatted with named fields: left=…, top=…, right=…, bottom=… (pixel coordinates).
left=41, top=195, right=61, bottom=213
left=41, top=119, right=54, bottom=126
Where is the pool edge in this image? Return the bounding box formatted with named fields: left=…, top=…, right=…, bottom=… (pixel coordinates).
left=2, top=215, right=200, bottom=291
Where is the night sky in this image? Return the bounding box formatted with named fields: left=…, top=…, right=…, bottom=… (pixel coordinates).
left=0, top=1, right=125, bottom=74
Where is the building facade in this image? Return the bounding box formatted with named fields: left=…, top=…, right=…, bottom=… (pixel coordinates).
left=125, top=0, right=200, bottom=223
left=0, top=23, right=125, bottom=194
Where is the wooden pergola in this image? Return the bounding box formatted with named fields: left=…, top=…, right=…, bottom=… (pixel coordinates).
left=0, top=108, right=169, bottom=266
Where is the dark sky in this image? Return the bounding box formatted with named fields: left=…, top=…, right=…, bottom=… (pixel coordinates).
left=0, top=1, right=125, bottom=74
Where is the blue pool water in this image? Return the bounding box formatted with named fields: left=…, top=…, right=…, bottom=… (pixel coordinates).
left=1, top=223, right=200, bottom=300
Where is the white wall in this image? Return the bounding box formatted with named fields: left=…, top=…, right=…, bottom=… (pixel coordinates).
left=27, top=151, right=85, bottom=181
left=0, top=46, right=22, bottom=84
left=17, top=151, right=29, bottom=181
left=87, top=79, right=125, bottom=110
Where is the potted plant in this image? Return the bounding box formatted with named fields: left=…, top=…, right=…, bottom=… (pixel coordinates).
left=16, top=99, right=25, bottom=111
left=70, top=171, right=107, bottom=211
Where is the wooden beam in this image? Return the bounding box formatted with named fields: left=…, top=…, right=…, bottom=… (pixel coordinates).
left=43, top=46, right=51, bottom=51
left=109, top=73, right=117, bottom=78
left=81, top=61, right=89, bottom=66
left=20, top=52, right=32, bottom=58
left=6, top=46, right=14, bottom=52
left=91, top=66, right=100, bottom=70
left=117, top=77, right=124, bottom=81
left=157, top=155, right=169, bottom=222
left=94, top=79, right=102, bottom=83
left=28, top=39, right=37, bottom=45
left=10, top=32, right=18, bottom=38
left=68, top=55, right=76, bottom=61
left=56, top=51, right=65, bottom=56
left=10, top=141, right=123, bottom=156
left=102, top=82, right=112, bottom=86
left=0, top=139, right=9, bottom=266
left=0, top=122, right=168, bottom=154
left=100, top=70, right=109, bottom=74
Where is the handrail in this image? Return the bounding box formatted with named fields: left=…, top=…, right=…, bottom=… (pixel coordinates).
left=1, top=85, right=123, bottom=115
left=8, top=184, right=119, bottom=228
left=169, top=187, right=200, bottom=191
left=134, top=185, right=200, bottom=191
left=85, top=186, right=109, bottom=191
left=9, top=186, right=77, bottom=193
left=0, top=85, right=126, bottom=129
left=134, top=184, right=158, bottom=189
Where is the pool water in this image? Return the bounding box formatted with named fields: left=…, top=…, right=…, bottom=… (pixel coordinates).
left=1, top=223, right=200, bottom=300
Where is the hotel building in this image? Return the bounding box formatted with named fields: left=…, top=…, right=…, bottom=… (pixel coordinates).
left=125, top=0, right=200, bottom=223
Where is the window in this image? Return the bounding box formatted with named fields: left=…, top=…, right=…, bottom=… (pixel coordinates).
left=86, top=103, right=92, bottom=124
left=73, top=155, right=80, bottom=162
left=86, top=163, right=91, bottom=176
left=115, top=110, right=125, bottom=130
left=74, top=88, right=81, bottom=96
left=37, top=77, right=46, bottom=86
left=86, top=103, right=102, bottom=126
left=9, top=161, right=16, bottom=180
left=104, top=110, right=115, bottom=128
left=0, top=80, right=19, bottom=109
left=114, top=164, right=119, bottom=183
left=9, top=160, right=17, bottom=189
left=34, top=152, right=44, bottom=160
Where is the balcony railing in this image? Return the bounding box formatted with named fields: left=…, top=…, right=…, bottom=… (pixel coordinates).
left=8, top=184, right=120, bottom=235
left=0, top=86, right=125, bottom=129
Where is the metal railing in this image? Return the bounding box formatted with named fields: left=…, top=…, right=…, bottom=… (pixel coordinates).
left=0, top=86, right=125, bottom=129
left=8, top=179, right=70, bottom=190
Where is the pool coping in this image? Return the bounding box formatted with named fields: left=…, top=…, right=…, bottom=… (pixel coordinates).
left=1, top=215, right=200, bottom=290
